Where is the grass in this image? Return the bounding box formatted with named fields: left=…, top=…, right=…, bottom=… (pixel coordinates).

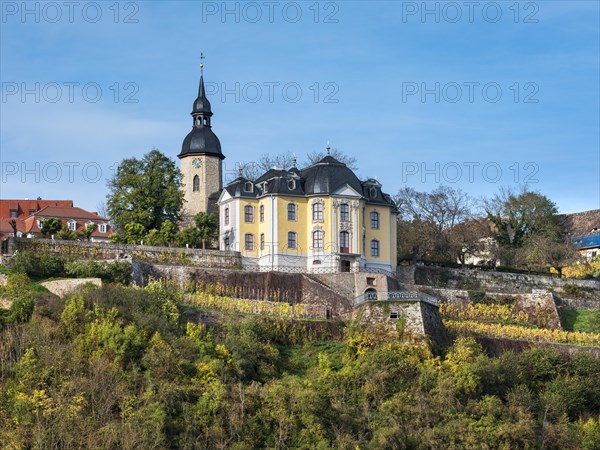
left=0, top=265, right=13, bottom=276
left=560, top=309, right=600, bottom=332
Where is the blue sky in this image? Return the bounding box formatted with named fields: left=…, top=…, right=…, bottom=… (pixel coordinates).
left=1, top=0, right=599, bottom=214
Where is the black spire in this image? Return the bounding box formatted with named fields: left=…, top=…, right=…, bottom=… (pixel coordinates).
left=192, top=74, right=212, bottom=120
left=178, top=62, right=224, bottom=160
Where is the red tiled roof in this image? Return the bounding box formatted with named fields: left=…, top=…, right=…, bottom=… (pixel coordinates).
left=0, top=202, right=112, bottom=239
left=32, top=206, right=109, bottom=221
left=0, top=199, right=73, bottom=219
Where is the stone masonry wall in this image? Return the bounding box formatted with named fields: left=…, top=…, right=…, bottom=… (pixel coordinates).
left=132, top=260, right=353, bottom=319
left=6, top=237, right=241, bottom=268
left=399, top=265, right=600, bottom=305
left=314, top=272, right=400, bottom=299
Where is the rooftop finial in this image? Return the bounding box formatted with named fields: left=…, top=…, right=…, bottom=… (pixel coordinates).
left=291, top=153, right=297, bottom=167
left=326, top=141, right=331, bottom=155
left=238, top=164, right=244, bottom=177
left=200, top=52, right=205, bottom=75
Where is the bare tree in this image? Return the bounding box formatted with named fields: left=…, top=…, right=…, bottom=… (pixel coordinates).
left=396, top=186, right=474, bottom=232
left=304, top=148, right=358, bottom=170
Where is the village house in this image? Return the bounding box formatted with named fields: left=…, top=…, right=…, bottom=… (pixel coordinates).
left=0, top=199, right=112, bottom=242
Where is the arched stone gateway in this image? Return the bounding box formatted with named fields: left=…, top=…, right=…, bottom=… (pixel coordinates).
left=364, top=288, right=378, bottom=300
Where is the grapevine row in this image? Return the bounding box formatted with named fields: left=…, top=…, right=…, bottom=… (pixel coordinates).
left=186, top=291, right=324, bottom=319
left=439, top=302, right=532, bottom=326
left=444, top=319, right=600, bottom=347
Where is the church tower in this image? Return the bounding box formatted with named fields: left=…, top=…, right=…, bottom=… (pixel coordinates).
left=178, top=64, right=225, bottom=219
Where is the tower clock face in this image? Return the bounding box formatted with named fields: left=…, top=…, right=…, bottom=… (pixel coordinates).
left=192, top=158, right=202, bottom=169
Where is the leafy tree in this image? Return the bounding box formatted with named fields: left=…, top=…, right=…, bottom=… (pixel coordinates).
left=522, top=234, right=579, bottom=277
left=107, top=149, right=184, bottom=235
left=56, top=224, right=78, bottom=240
left=194, top=212, right=218, bottom=249
left=175, top=227, right=201, bottom=248
left=485, top=187, right=560, bottom=248
left=79, top=223, right=95, bottom=241
left=159, top=220, right=177, bottom=246
left=40, top=218, right=62, bottom=238
left=124, top=222, right=147, bottom=245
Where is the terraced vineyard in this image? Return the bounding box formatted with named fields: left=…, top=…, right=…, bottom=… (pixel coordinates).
left=440, top=302, right=600, bottom=347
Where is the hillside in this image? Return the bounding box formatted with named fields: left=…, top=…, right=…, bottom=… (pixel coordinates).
left=1, top=271, right=600, bottom=449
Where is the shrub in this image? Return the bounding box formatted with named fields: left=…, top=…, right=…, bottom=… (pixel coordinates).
left=468, top=290, right=487, bottom=304
left=8, top=251, right=65, bottom=278
left=64, top=260, right=131, bottom=285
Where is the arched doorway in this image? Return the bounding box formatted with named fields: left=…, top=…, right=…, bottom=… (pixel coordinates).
left=364, top=288, right=377, bottom=301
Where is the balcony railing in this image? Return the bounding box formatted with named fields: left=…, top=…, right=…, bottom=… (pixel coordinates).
left=353, top=290, right=438, bottom=308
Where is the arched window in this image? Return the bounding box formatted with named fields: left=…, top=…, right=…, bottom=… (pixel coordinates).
left=340, top=231, right=350, bottom=253
left=260, top=233, right=265, bottom=251
left=287, top=203, right=296, bottom=221
left=224, top=208, right=230, bottom=225
left=259, top=204, right=264, bottom=222
left=244, top=205, right=254, bottom=223
left=371, top=239, right=380, bottom=257
left=313, top=230, right=324, bottom=249
left=370, top=211, right=380, bottom=229
left=244, top=182, right=253, bottom=192
left=288, top=231, right=297, bottom=249
left=340, top=203, right=350, bottom=222
left=312, top=202, right=324, bottom=222
left=193, top=175, right=200, bottom=192
left=244, top=233, right=254, bottom=251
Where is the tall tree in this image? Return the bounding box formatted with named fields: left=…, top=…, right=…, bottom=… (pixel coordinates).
left=107, top=149, right=184, bottom=235
left=194, top=212, right=219, bottom=250
left=395, top=186, right=475, bottom=262
left=396, top=186, right=474, bottom=232
left=484, top=187, right=560, bottom=248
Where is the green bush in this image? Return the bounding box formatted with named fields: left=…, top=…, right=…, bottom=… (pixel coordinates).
left=8, top=250, right=65, bottom=279
left=64, top=260, right=131, bottom=284
left=468, top=290, right=487, bottom=304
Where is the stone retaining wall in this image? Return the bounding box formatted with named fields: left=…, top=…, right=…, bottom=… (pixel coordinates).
left=5, top=237, right=241, bottom=268
left=41, top=278, right=102, bottom=298
left=132, top=260, right=353, bottom=319
left=399, top=265, right=599, bottom=303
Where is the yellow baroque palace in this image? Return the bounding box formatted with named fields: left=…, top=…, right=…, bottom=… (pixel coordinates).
left=178, top=66, right=397, bottom=274
left=217, top=154, right=398, bottom=273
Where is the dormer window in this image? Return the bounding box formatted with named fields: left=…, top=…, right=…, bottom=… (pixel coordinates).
left=263, top=182, right=269, bottom=193
left=287, top=179, right=296, bottom=190
left=244, top=182, right=253, bottom=193
left=68, top=220, right=77, bottom=231
left=99, top=223, right=107, bottom=233
left=369, top=187, right=377, bottom=198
